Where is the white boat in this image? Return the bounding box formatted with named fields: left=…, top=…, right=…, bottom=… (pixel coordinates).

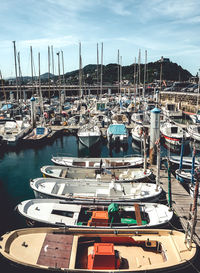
left=187, top=124, right=200, bottom=142
left=77, top=122, right=101, bottom=148
left=160, top=122, right=190, bottom=146
left=30, top=178, right=162, bottom=204
left=107, top=124, right=128, bottom=144
left=175, top=169, right=195, bottom=184
left=17, top=199, right=173, bottom=228
left=168, top=156, right=200, bottom=169
left=51, top=155, right=144, bottom=169
left=131, top=124, right=149, bottom=145
left=162, top=103, right=183, bottom=119
left=41, top=165, right=153, bottom=182
left=0, top=227, right=196, bottom=272
left=0, top=118, right=31, bottom=146
left=23, top=126, right=51, bottom=143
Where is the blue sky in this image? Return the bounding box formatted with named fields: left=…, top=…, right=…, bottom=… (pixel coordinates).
left=1, top=0, right=200, bottom=78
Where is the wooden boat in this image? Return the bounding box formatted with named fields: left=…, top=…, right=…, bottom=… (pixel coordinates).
left=51, top=155, right=144, bottom=169
left=17, top=199, right=173, bottom=228
left=30, top=178, right=162, bottom=204
left=0, top=227, right=196, bottom=272
left=40, top=165, right=153, bottom=183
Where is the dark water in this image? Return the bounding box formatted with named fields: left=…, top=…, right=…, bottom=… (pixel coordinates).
left=0, top=134, right=199, bottom=272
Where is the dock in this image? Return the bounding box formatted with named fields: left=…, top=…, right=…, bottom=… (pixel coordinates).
left=151, top=165, right=200, bottom=246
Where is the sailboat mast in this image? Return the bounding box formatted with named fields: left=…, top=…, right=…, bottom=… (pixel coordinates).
left=51, top=45, right=55, bottom=83
left=143, top=50, right=147, bottom=98
left=100, top=42, right=103, bottom=98
left=118, top=49, right=120, bottom=95
left=30, top=46, right=34, bottom=96
left=97, top=43, right=99, bottom=96
left=13, top=41, right=19, bottom=102
left=79, top=42, right=82, bottom=98
left=38, top=52, right=44, bottom=124
left=17, top=52, right=22, bottom=102
left=48, top=46, right=51, bottom=100
left=57, top=51, right=61, bottom=113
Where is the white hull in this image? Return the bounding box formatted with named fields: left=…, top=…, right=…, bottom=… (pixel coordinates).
left=30, top=178, right=162, bottom=204
left=17, top=199, right=173, bottom=228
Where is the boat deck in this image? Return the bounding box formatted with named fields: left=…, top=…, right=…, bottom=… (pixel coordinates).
left=37, top=233, right=73, bottom=269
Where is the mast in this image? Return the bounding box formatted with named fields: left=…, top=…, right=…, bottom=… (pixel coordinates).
left=79, top=42, right=82, bottom=98
left=30, top=46, right=34, bottom=96
left=97, top=43, right=99, bottom=95
left=143, top=50, right=147, bottom=98
left=61, top=50, right=66, bottom=100
left=56, top=51, right=61, bottom=113
left=48, top=46, right=51, bottom=100
left=120, top=55, right=122, bottom=95
left=118, top=49, right=120, bottom=95
left=13, top=41, right=19, bottom=102
left=38, top=52, right=44, bottom=124
left=51, top=45, right=55, bottom=83
left=17, top=52, right=22, bottom=102
left=100, top=42, right=103, bottom=98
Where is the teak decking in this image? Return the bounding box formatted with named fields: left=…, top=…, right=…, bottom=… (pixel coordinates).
left=37, top=234, right=73, bottom=268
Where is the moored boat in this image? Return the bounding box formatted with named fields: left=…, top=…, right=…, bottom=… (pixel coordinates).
left=0, top=227, right=196, bottom=272
left=40, top=165, right=153, bottom=183
left=17, top=199, right=173, bottom=228
left=51, top=155, right=144, bottom=169
left=30, top=177, right=162, bottom=204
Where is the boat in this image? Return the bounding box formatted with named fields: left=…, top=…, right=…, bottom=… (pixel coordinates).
left=168, top=156, right=200, bottom=169
left=22, top=126, right=52, bottom=143
left=77, top=122, right=101, bottom=148
left=0, top=227, right=196, bottom=272
left=51, top=155, right=144, bottom=169
left=17, top=199, right=173, bottom=228
left=131, top=124, right=149, bottom=146
left=107, top=124, right=128, bottom=144
left=187, top=124, right=200, bottom=142
left=30, top=178, right=162, bottom=203
left=160, top=122, right=190, bottom=146
left=0, top=118, right=32, bottom=146
left=162, top=103, right=183, bottom=120
left=40, top=165, right=153, bottom=183
left=175, top=169, right=195, bottom=184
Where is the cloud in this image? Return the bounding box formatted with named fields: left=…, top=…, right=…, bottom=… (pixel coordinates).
left=18, top=36, right=79, bottom=49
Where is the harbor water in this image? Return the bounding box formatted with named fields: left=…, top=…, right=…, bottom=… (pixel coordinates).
left=0, top=133, right=200, bottom=272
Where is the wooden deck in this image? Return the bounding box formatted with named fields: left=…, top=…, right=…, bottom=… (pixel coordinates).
left=151, top=165, right=200, bottom=246
left=37, top=234, right=74, bottom=269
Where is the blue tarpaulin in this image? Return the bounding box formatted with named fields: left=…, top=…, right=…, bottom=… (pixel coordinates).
left=108, top=124, right=127, bottom=135
left=1, top=104, right=13, bottom=111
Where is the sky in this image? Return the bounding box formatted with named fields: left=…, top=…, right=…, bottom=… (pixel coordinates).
left=1, top=0, right=200, bottom=78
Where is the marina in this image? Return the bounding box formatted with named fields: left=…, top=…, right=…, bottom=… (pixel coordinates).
left=0, top=122, right=200, bottom=272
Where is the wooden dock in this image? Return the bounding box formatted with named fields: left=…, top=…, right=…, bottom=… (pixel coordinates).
left=151, top=165, right=200, bottom=246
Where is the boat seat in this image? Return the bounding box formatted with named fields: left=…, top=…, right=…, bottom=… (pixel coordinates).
left=57, top=184, right=66, bottom=195
left=61, top=169, right=68, bottom=178
left=134, top=204, right=142, bottom=226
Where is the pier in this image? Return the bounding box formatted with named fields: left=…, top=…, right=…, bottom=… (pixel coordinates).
left=151, top=165, right=200, bottom=247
